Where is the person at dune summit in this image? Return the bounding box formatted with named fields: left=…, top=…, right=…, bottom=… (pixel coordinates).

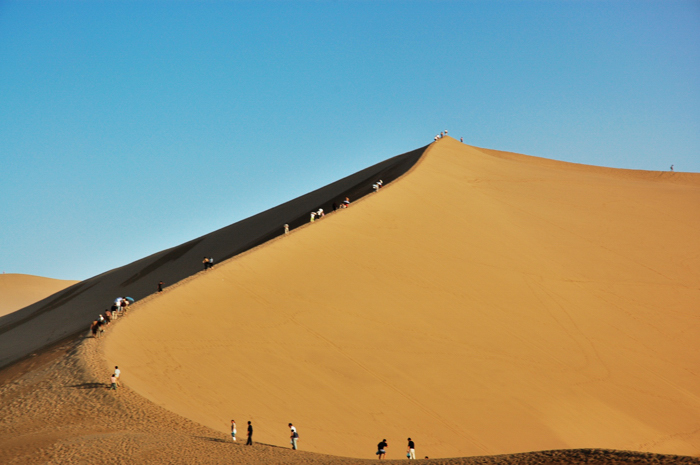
left=284, top=224, right=289, bottom=234
left=670, top=164, right=674, bottom=171
left=203, top=257, right=210, bottom=270
left=343, top=197, right=350, bottom=208
left=310, top=212, right=316, bottom=222
left=376, top=439, right=388, bottom=459
left=289, top=423, right=299, bottom=450
left=407, top=438, right=415, bottom=459
left=158, top=281, right=164, bottom=293
left=246, top=421, right=253, bottom=445
left=231, top=420, right=237, bottom=441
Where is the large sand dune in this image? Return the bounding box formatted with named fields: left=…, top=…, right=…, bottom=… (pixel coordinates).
left=104, top=137, right=700, bottom=460
left=0, top=146, right=424, bottom=369
left=0, top=274, right=78, bottom=318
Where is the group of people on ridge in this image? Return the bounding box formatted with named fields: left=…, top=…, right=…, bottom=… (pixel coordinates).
left=309, top=196, right=352, bottom=224
left=90, top=296, right=131, bottom=338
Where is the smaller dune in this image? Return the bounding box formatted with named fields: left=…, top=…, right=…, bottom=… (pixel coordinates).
left=0, top=274, right=79, bottom=318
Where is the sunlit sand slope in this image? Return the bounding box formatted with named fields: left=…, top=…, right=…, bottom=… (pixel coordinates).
left=105, top=138, right=700, bottom=459
left=0, top=146, right=424, bottom=369
left=0, top=274, right=78, bottom=318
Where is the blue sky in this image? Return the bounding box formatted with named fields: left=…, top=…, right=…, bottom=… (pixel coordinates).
left=1, top=1, right=698, bottom=280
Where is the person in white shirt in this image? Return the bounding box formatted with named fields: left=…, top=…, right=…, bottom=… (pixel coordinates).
left=289, top=423, right=298, bottom=450
left=114, top=366, right=121, bottom=386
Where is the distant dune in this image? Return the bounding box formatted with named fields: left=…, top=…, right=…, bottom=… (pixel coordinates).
left=102, top=137, right=700, bottom=459
left=0, top=274, right=78, bottom=318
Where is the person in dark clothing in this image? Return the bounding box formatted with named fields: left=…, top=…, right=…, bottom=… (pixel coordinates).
left=376, top=439, right=387, bottom=459
left=203, top=257, right=210, bottom=270
left=158, top=281, right=164, bottom=293
left=332, top=202, right=338, bottom=211
left=246, top=421, right=253, bottom=445
left=407, top=438, right=415, bottom=459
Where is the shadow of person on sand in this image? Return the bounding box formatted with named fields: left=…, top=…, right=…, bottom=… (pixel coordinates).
left=194, top=436, right=230, bottom=444
left=70, top=382, right=105, bottom=390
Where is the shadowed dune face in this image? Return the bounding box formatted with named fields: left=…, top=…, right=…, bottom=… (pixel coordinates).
left=0, top=274, right=78, bottom=318
left=104, top=138, right=700, bottom=459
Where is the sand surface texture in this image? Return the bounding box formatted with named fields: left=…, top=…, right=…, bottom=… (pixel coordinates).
left=0, top=274, right=78, bottom=318
left=4, top=338, right=697, bottom=465
left=103, top=138, right=700, bottom=460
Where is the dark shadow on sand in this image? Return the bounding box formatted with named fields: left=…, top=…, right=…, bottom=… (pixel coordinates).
left=195, top=436, right=233, bottom=444
left=70, top=382, right=106, bottom=390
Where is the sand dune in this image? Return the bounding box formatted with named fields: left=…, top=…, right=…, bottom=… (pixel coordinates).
left=0, top=274, right=78, bottom=318
left=0, top=147, right=424, bottom=369
left=102, top=137, right=700, bottom=460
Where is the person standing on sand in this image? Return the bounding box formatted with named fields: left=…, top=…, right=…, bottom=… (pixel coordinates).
left=284, top=224, right=289, bottom=234
left=343, top=197, right=350, bottom=208
left=114, top=366, right=121, bottom=386
left=158, top=281, right=164, bottom=293
left=310, top=212, right=316, bottom=222
left=407, top=438, right=415, bottom=459
left=670, top=164, right=674, bottom=171
left=109, top=374, right=117, bottom=390
left=246, top=421, right=253, bottom=445
left=460, top=137, right=463, bottom=143
left=231, top=420, right=237, bottom=441
left=376, top=439, right=388, bottom=459
left=289, top=423, right=298, bottom=450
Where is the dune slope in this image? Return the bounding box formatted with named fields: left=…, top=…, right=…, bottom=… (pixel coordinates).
left=0, top=274, right=78, bottom=318
left=105, top=138, right=700, bottom=459
left=0, top=146, right=424, bottom=368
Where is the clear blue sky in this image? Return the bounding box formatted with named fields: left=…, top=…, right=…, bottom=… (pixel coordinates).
left=1, top=1, right=698, bottom=280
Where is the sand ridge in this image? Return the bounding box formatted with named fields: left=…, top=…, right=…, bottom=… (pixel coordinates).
left=0, top=273, right=78, bottom=318
left=102, top=137, right=700, bottom=459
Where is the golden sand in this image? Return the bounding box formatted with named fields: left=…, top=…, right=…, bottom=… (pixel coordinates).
left=103, top=138, right=700, bottom=459
left=0, top=273, right=78, bottom=318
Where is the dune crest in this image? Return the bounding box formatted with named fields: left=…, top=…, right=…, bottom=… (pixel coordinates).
left=0, top=274, right=78, bottom=318
left=105, top=138, right=700, bottom=459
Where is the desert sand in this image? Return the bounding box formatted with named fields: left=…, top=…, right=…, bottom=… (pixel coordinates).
left=0, top=273, right=78, bottom=318
left=97, top=137, right=700, bottom=460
